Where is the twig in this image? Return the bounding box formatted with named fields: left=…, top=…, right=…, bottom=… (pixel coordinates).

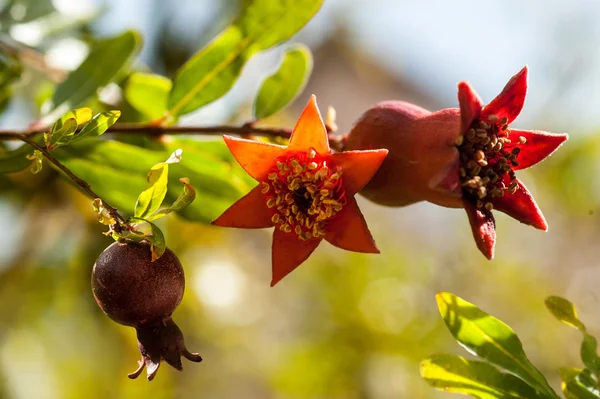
left=8, top=133, right=126, bottom=227
left=0, top=123, right=346, bottom=150
left=0, top=35, right=66, bottom=83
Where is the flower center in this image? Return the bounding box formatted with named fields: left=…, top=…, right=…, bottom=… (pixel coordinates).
left=456, top=115, right=527, bottom=210
left=262, top=149, right=346, bottom=240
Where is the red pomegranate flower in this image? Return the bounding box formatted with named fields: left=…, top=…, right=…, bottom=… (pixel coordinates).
left=454, top=66, right=568, bottom=259
left=212, top=96, right=388, bottom=286
left=344, top=66, right=568, bottom=259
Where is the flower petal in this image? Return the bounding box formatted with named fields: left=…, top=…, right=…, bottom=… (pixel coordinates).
left=508, top=129, right=568, bottom=171
left=324, top=196, right=379, bottom=253
left=463, top=199, right=496, bottom=260
left=457, top=81, right=483, bottom=133
left=211, top=185, right=273, bottom=228
left=223, top=135, right=286, bottom=182
left=490, top=177, right=547, bottom=231
left=481, top=66, right=528, bottom=125
left=288, top=95, right=330, bottom=155
left=330, top=149, right=389, bottom=196
left=271, top=230, right=322, bottom=286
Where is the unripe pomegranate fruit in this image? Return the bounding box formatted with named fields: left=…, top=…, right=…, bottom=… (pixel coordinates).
left=92, top=241, right=201, bottom=380
left=343, top=101, right=462, bottom=208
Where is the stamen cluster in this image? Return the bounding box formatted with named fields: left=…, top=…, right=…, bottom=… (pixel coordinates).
left=457, top=115, right=527, bottom=210
left=262, top=149, right=346, bottom=241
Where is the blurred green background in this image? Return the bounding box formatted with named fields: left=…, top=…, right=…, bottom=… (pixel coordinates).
left=0, top=0, right=599, bottom=398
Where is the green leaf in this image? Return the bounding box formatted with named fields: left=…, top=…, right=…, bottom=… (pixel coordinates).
left=0, top=141, right=39, bottom=174
left=120, top=218, right=166, bottom=261
left=421, top=354, right=552, bottom=399
left=582, top=334, right=600, bottom=376
left=54, top=139, right=254, bottom=223
left=562, top=369, right=600, bottom=399
left=254, top=44, right=313, bottom=120
left=436, top=292, right=559, bottom=399
left=146, top=177, right=196, bottom=221
left=45, top=117, right=78, bottom=150
left=44, top=30, right=140, bottom=124
left=125, top=72, right=172, bottom=120
left=168, top=0, right=322, bottom=117
left=545, top=296, right=587, bottom=332
left=134, top=149, right=183, bottom=219
left=25, top=150, right=43, bottom=174
left=70, top=110, right=121, bottom=143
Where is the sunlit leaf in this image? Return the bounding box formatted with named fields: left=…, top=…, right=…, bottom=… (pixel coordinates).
left=70, top=110, right=121, bottom=143
left=146, top=177, right=196, bottom=221
left=545, top=296, right=587, bottom=332
left=253, top=44, right=313, bottom=120
left=134, top=149, right=183, bottom=219
left=45, top=117, right=78, bottom=150
left=562, top=369, right=600, bottom=399
left=125, top=72, right=171, bottom=120
left=436, top=292, right=559, bottom=399
left=168, top=0, right=322, bottom=117
left=25, top=150, right=43, bottom=174
left=120, top=218, right=166, bottom=261
left=44, top=30, right=140, bottom=124
left=54, top=139, right=254, bottom=223
left=421, top=354, right=552, bottom=399
left=92, top=198, right=115, bottom=225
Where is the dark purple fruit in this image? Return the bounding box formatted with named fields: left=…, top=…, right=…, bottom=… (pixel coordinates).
left=92, top=241, right=201, bottom=381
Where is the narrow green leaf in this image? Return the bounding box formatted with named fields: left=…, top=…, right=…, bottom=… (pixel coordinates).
left=562, top=369, right=600, bottom=399
left=436, top=292, right=559, bottom=399
left=168, top=0, right=322, bottom=117
left=44, top=30, right=140, bottom=123
left=70, top=110, right=121, bottom=143
left=146, top=177, right=196, bottom=221
left=134, top=149, right=183, bottom=219
left=254, top=44, right=313, bottom=120
left=45, top=117, right=78, bottom=149
left=125, top=72, right=171, bottom=120
left=421, top=354, right=552, bottom=399
left=545, top=296, right=587, bottom=332
left=582, top=334, right=600, bottom=376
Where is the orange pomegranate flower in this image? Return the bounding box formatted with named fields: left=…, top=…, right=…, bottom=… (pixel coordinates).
left=212, top=96, right=388, bottom=286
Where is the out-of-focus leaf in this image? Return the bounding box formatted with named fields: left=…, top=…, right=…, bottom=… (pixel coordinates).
left=421, top=354, right=552, bottom=399
left=0, top=141, right=36, bottom=173
left=562, top=369, right=600, bottom=399
left=71, top=110, right=121, bottom=143
left=545, top=296, right=587, bottom=332
left=146, top=177, right=196, bottom=221
left=44, top=30, right=140, bottom=123
left=25, top=149, right=43, bottom=174
left=582, top=334, right=600, bottom=376
left=254, top=44, right=313, bottom=120
left=134, top=149, right=182, bottom=219
left=45, top=117, right=77, bottom=150
left=54, top=139, right=254, bottom=223
left=167, top=0, right=322, bottom=117
left=125, top=73, right=171, bottom=120
left=436, top=292, right=559, bottom=399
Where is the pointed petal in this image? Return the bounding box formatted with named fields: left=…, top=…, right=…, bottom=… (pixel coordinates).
left=508, top=129, right=568, bottom=171
left=271, top=229, right=322, bottom=286
left=211, top=185, right=273, bottom=228
left=458, top=81, right=483, bottom=133
left=325, top=196, right=379, bottom=253
left=463, top=199, right=496, bottom=260
left=491, top=178, right=547, bottom=231
left=481, top=66, right=528, bottom=124
left=288, top=95, right=330, bottom=155
left=330, top=149, right=388, bottom=196
left=428, top=150, right=462, bottom=197
left=223, top=135, right=286, bottom=181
